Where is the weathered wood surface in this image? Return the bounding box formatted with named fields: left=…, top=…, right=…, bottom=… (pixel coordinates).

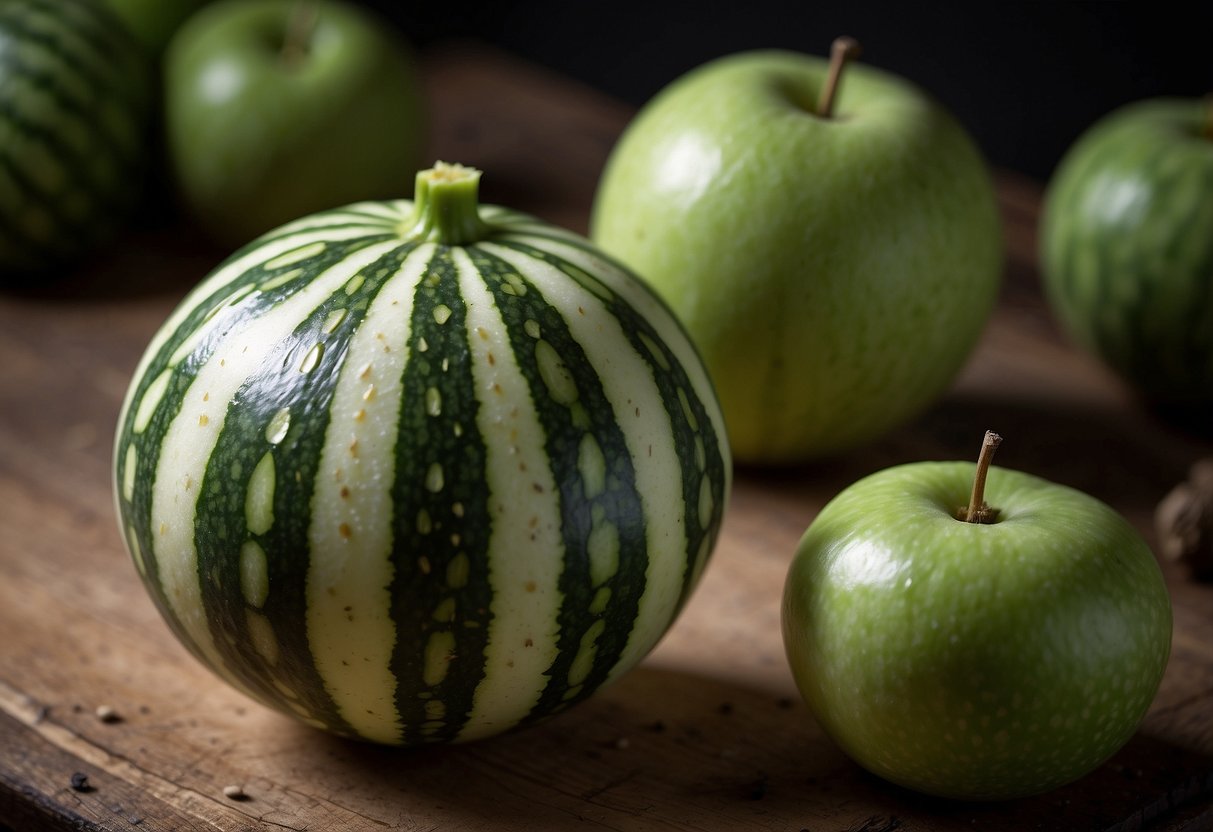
left=2, top=44, right=1211, bottom=832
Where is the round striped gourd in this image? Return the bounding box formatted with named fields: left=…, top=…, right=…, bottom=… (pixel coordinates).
left=0, top=0, right=152, bottom=277
left=1040, top=97, right=1213, bottom=415
left=113, top=163, right=731, bottom=746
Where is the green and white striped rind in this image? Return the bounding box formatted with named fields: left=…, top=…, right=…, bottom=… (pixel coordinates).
left=1040, top=97, right=1213, bottom=407
left=113, top=200, right=731, bottom=745
left=0, top=0, right=151, bottom=276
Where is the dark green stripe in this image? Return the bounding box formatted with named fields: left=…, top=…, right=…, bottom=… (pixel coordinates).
left=497, top=239, right=728, bottom=617
left=116, top=236, right=384, bottom=665
left=387, top=247, right=494, bottom=744
left=468, top=244, right=649, bottom=721
left=193, top=241, right=420, bottom=736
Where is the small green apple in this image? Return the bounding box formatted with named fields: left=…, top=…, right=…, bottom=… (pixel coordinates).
left=163, top=0, right=426, bottom=248
left=1040, top=97, right=1213, bottom=420
left=100, top=0, right=208, bottom=55
left=592, top=40, right=1002, bottom=464
left=781, top=433, right=1173, bottom=800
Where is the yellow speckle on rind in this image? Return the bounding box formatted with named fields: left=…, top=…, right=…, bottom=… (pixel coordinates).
left=265, top=407, right=291, bottom=444
left=240, top=540, right=269, bottom=608
left=446, top=553, right=470, bottom=588
left=578, top=434, right=606, bottom=499
left=299, top=343, right=324, bottom=373
left=122, top=443, right=137, bottom=501
left=423, top=631, right=457, bottom=687
left=133, top=370, right=172, bottom=433
left=264, top=241, right=325, bottom=270
left=425, top=387, right=442, bottom=417
left=426, top=463, right=445, bottom=493
left=698, top=475, right=714, bottom=530
left=245, top=452, right=276, bottom=535
left=245, top=609, right=279, bottom=665
left=322, top=308, right=348, bottom=334
left=588, top=519, right=620, bottom=587
left=534, top=340, right=578, bottom=406
left=567, top=619, right=607, bottom=688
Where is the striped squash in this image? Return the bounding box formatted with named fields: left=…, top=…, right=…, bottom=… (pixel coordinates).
left=1040, top=97, right=1213, bottom=415
left=0, top=0, right=152, bottom=277
left=113, top=163, right=731, bottom=745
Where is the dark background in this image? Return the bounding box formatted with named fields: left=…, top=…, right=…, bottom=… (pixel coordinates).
left=367, top=1, right=1213, bottom=183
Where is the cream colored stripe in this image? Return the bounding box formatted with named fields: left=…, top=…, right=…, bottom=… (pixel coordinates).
left=453, top=247, right=565, bottom=742
left=484, top=242, right=691, bottom=682
left=513, top=236, right=732, bottom=601
left=306, top=243, right=434, bottom=744
left=515, top=236, right=731, bottom=482
left=148, top=239, right=403, bottom=698
left=118, top=220, right=392, bottom=430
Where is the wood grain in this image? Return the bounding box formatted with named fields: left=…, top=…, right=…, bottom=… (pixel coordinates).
left=2, top=43, right=1212, bottom=832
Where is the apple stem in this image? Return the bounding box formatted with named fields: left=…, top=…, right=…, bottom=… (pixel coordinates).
left=281, top=1, right=320, bottom=69
left=817, top=36, right=862, bottom=119
left=960, top=431, right=1003, bottom=524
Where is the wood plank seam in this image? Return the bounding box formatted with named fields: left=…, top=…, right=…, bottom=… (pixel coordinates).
left=0, top=679, right=259, bottom=829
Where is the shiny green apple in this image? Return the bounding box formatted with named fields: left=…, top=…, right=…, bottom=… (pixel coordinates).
left=163, top=0, right=426, bottom=248
left=591, top=45, right=1002, bottom=464
left=782, top=435, right=1172, bottom=799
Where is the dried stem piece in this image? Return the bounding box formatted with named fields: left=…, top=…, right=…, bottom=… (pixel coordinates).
left=1155, top=458, right=1213, bottom=580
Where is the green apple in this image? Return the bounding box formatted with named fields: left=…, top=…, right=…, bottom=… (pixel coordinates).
left=1040, top=97, right=1213, bottom=421
left=591, top=42, right=1002, bottom=464
left=101, top=0, right=208, bottom=55
left=163, top=0, right=426, bottom=248
left=781, top=433, right=1173, bottom=800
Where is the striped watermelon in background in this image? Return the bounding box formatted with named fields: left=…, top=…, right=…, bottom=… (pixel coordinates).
left=1039, top=97, right=1213, bottom=416
left=113, top=163, right=732, bottom=746
left=0, top=0, right=152, bottom=277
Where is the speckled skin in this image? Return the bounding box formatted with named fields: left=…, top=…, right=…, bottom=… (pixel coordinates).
left=1040, top=97, right=1213, bottom=414
left=591, top=50, right=1002, bottom=464
left=781, top=462, right=1172, bottom=800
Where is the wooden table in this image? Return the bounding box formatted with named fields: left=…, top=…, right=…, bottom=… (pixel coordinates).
left=2, top=44, right=1212, bottom=832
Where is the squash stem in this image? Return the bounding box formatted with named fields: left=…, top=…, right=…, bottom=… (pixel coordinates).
left=407, top=163, right=491, bottom=246
left=958, top=430, right=1003, bottom=524
left=817, top=36, right=862, bottom=118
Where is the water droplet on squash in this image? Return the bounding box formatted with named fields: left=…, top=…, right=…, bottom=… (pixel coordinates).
left=300, top=343, right=324, bottom=373
left=265, top=408, right=291, bottom=444
left=322, top=308, right=347, bottom=334
left=426, top=463, right=445, bottom=493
